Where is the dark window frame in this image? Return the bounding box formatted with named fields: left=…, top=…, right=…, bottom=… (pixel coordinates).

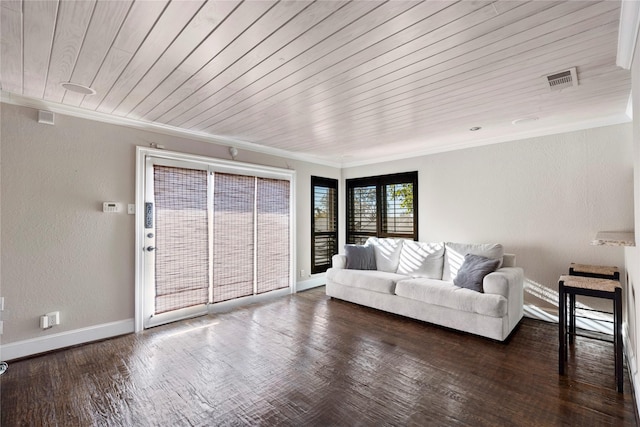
left=311, top=176, right=339, bottom=274
left=346, top=172, right=418, bottom=244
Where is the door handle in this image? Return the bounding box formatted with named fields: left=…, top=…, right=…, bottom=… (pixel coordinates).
left=146, top=246, right=155, bottom=252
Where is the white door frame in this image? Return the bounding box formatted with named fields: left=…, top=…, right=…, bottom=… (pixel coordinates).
left=134, top=147, right=296, bottom=332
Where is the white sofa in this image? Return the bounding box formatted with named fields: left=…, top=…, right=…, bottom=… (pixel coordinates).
left=326, top=238, right=524, bottom=341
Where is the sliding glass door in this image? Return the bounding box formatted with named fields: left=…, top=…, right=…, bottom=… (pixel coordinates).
left=138, top=151, right=293, bottom=329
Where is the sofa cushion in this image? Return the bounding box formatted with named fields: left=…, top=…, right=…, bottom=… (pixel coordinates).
left=366, top=237, right=405, bottom=273
left=344, top=244, right=377, bottom=270
left=395, top=278, right=507, bottom=317
left=442, top=242, right=504, bottom=281
left=453, top=254, right=500, bottom=293
left=326, top=268, right=410, bottom=295
left=397, top=241, right=445, bottom=279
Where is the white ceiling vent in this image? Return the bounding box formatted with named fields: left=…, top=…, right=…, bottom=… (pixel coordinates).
left=544, top=67, right=578, bottom=91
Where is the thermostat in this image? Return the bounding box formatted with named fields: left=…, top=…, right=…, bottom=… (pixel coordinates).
left=103, top=202, right=122, bottom=213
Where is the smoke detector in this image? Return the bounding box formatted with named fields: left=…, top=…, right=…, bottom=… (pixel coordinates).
left=60, top=82, right=96, bottom=95
left=512, top=116, right=539, bottom=125
left=544, top=67, right=578, bottom=91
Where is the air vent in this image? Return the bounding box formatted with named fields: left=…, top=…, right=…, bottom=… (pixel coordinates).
left=545, top=67, right=578, bottom=91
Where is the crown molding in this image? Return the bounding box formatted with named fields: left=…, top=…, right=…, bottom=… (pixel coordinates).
left=617, top=0, right=640, bottom=69
left=0, top=91, right=342, bottom=169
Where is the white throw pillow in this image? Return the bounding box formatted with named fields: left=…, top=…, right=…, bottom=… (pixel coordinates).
left=365, top=237, right=404, bottom=273
left=442, top=242, right=504, bottom=281
left=397, top=241, right=445, bottom=279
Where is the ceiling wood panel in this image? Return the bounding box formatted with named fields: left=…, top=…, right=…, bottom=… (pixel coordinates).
left=152, top=0, right=333, bottom=124
left=322, top=72, right=629, bottom=150
left=22, top=0, right=58, bottom=99
left=76, top=0, right=169, bottom=109
left=210, top=1, right=555, bottom=135
left=138, top=0, right=277, bottom=122
left=282, top=65, right=627, bottom=150
left=191, top=0, right=513, bottom=132
left=61, top=0, right=133, bottom=106
left=161, top=1, right=424, bottom=127
left=117, top=0, right=315, bottom=119
left=111, top=0, right=241, bottom=116
left=0, top=0, right=631, bottom=166
left=94, top=0, right=207, bottom=113
left=203, top=1, right=604, bottom=135
left=43, top=0, right=96, bottom=102
left=173, top=1, right=452, bottom=129
left=250, top=52, right=626, bottom=150
left=234, top=11, right=620, bottom=143
left=0, top=1, right=23, bottom=94
left=134, top=0, right=356, bottom=124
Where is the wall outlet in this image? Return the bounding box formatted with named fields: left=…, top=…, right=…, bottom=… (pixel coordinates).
left=0, top=297, right=4, bottom=311
left=128, top=204, right=135, bottom=215
left=48, top=311, right=60, bottom=326
left=299, top=269, right=305, bottom=278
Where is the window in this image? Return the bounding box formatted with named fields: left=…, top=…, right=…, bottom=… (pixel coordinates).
left=346, top=172, right=418, bottom=244
left=311, top=176, right=338, bottom=274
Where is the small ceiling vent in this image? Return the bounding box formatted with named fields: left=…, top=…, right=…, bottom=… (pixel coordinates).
left=544, top=67, right=578, bottom=91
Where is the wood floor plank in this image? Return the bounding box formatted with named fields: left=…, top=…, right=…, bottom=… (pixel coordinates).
left=1, top=287, right=637, bottom=426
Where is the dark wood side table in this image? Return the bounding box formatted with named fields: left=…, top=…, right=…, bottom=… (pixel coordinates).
left=567, top=264, right=620, bottom=346
left=558, top=274, right=623, bottom=392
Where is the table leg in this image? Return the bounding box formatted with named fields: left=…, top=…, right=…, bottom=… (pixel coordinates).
left=559, top=280, right=566, bottom=375
left=615, top=288, right=623, bottom=393
left=569, top=293, right=576, bottom=344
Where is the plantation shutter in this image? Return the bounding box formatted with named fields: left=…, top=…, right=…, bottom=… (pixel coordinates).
left=347, top=184, right=377, bottom=244
left=383, top=182, right=415, bottom=237
left=256, top=178, right=290, bottom=293
left=212, top=173, right=255, bottom=303
left=311, top=177, right=338, bottom=274
left=153, top=166, right=209, bottom=314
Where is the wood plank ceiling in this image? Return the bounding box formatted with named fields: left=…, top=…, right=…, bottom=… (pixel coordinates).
left=0, top=0, right=632, bottom=166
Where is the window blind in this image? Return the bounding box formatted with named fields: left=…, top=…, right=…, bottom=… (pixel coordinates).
left=153, top=166, right=209, bottom=314
left=212, top=173, right=255, bottom=303
left=256, top=178, right=290, bottom=294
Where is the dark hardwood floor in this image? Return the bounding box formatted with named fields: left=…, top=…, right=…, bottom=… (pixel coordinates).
left=1, top=286, right=637, bottom=426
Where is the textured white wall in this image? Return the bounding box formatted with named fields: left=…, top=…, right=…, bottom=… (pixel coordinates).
left=344, top=124, right=634, bottom=315
left=624, top=23, right=640, bottom=403
left=0, top=103, right=340, bottom=344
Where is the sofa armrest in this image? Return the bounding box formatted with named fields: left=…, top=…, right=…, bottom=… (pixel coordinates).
left=483, top=267, right=523, bottom=299
left=484, top=266, right=524, bottom=334
left=332, top=254, right=347, bottom=269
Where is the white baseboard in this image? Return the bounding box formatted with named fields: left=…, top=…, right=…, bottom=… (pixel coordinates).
left=0, top=319, right=135, bottom=361
left=296, top=276, right=326, bottom=292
